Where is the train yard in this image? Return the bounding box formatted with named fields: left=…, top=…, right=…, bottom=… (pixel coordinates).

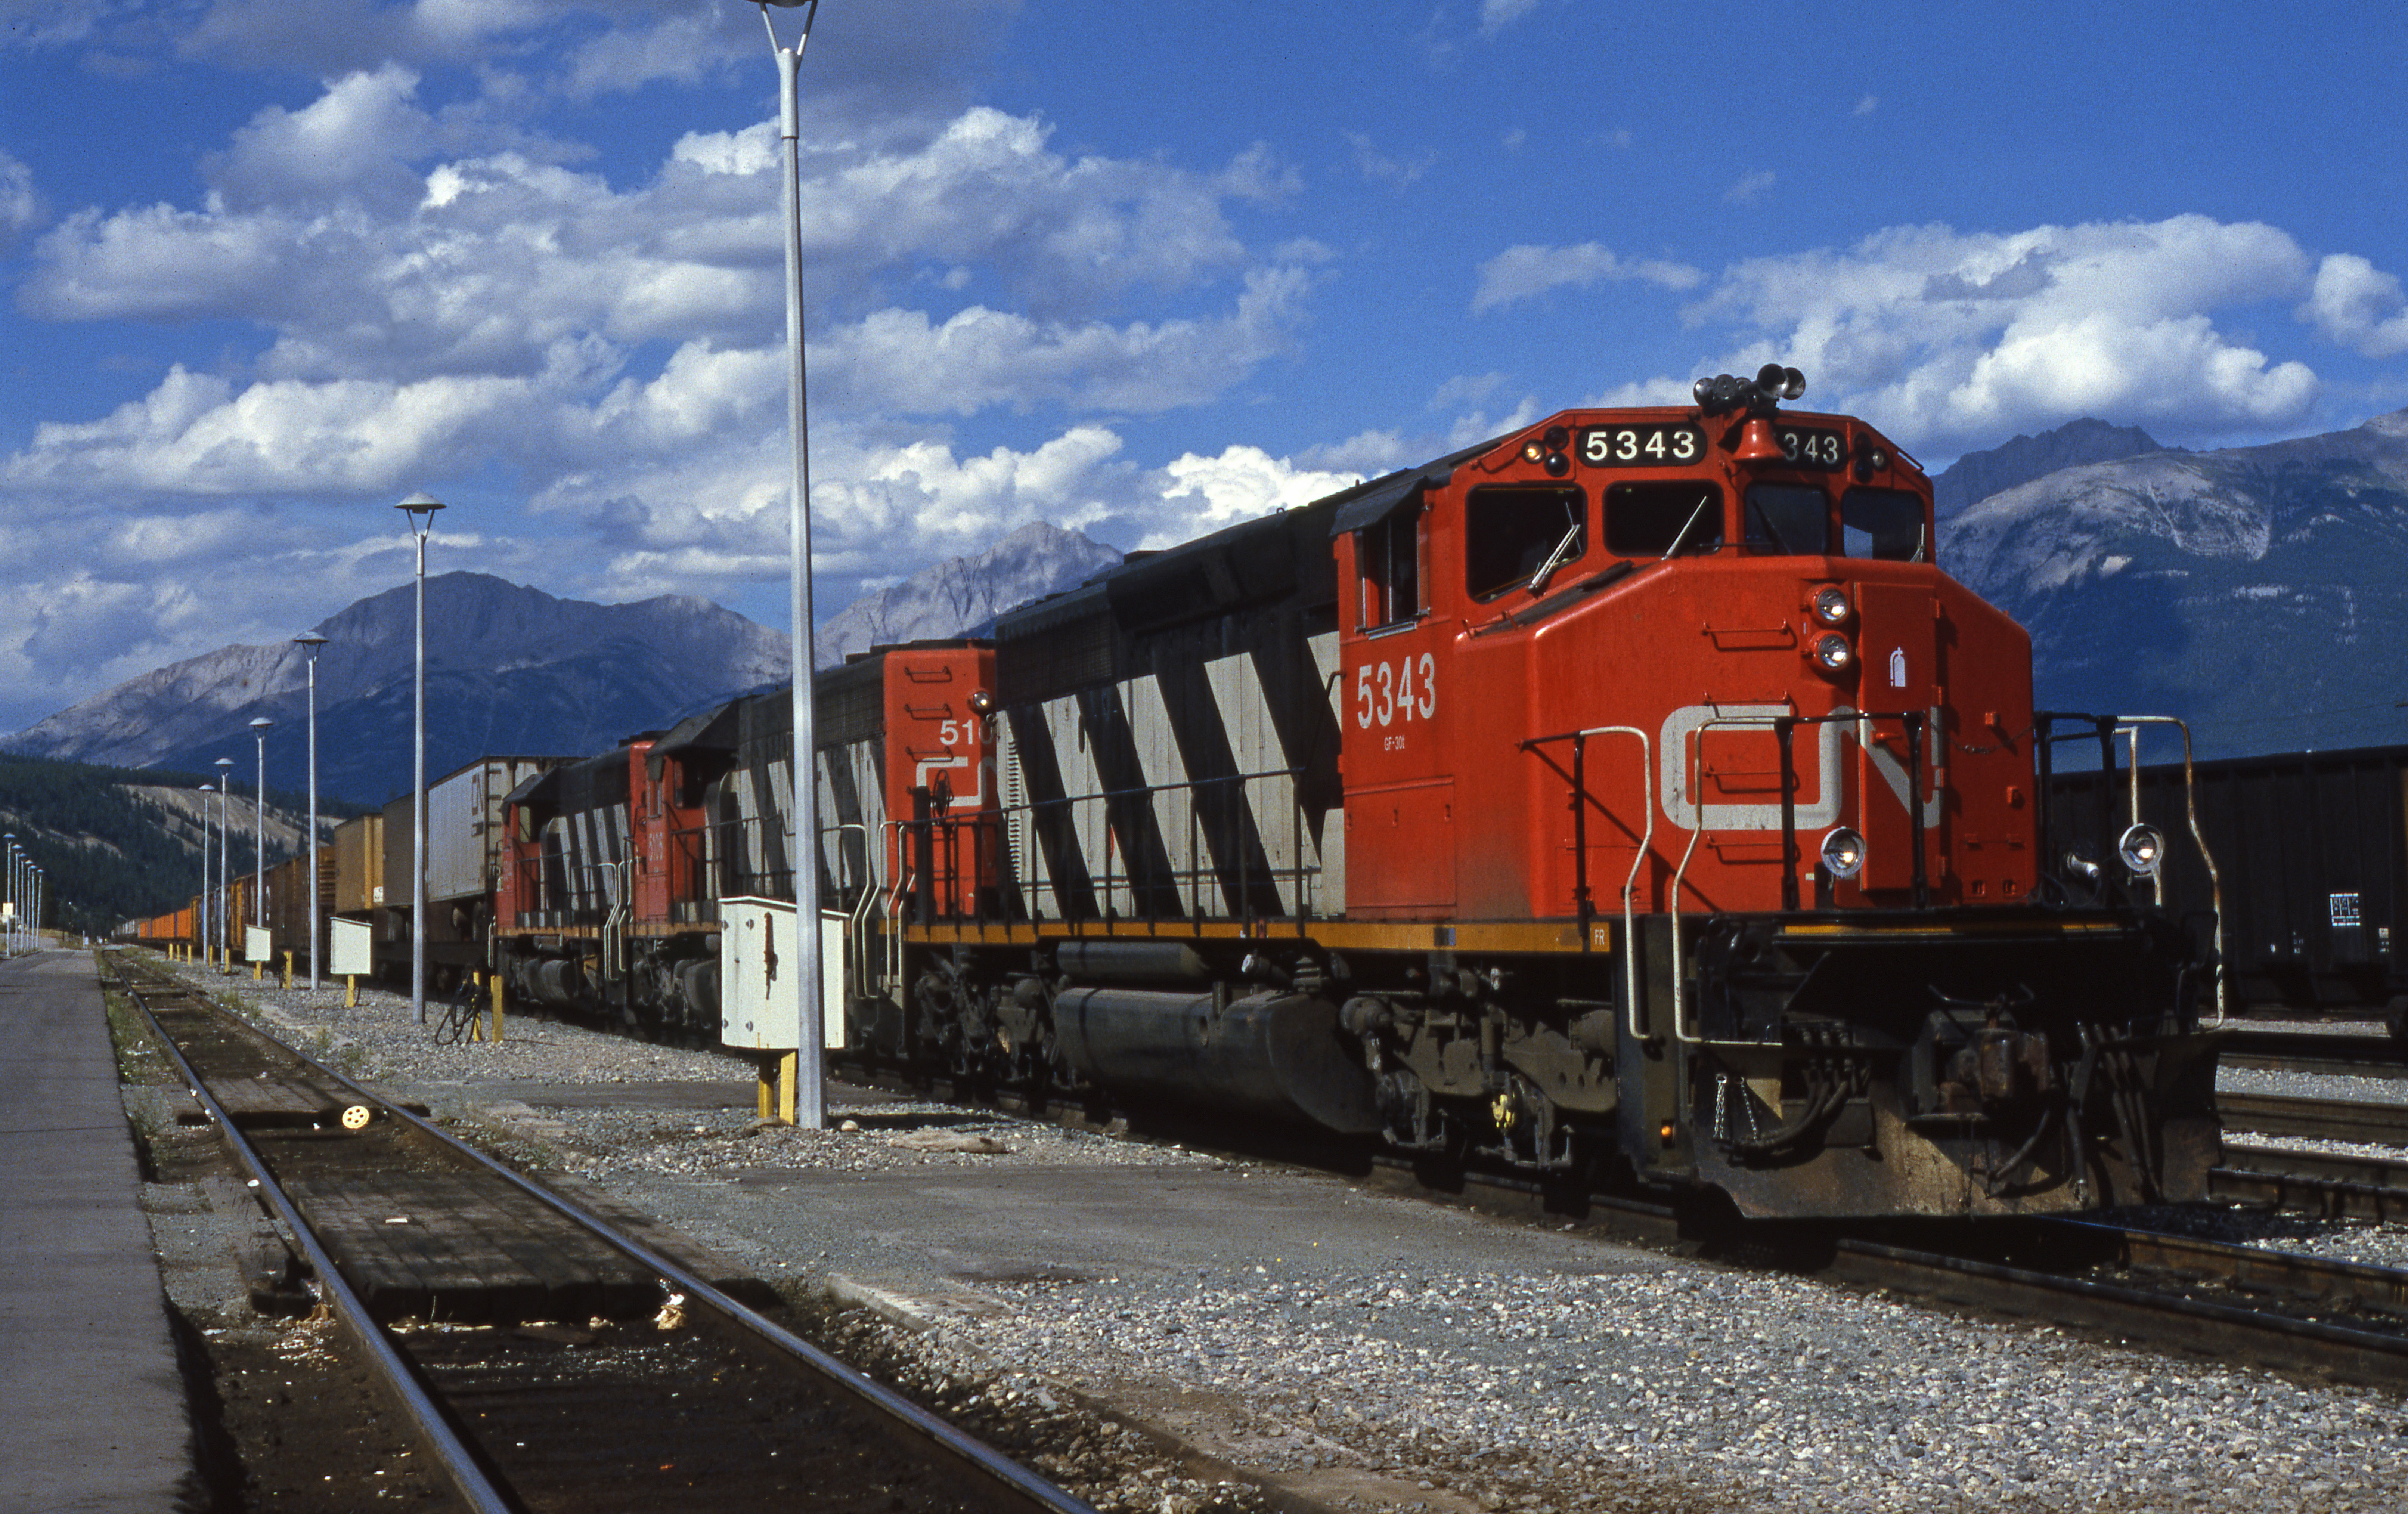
left=74, top=386, right=2408, bottom=1506
left=86, top=944, right=2408, bottom=1513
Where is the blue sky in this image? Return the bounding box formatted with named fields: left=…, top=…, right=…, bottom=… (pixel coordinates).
left=3, top=0, right=2406, bottom=735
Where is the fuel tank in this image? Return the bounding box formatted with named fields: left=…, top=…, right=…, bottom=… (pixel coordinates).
left=1051, top=987, right=1381, bottom=1134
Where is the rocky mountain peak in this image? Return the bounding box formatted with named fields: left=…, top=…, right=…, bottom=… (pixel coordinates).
left=1933, top=418, right=2169, bottom=518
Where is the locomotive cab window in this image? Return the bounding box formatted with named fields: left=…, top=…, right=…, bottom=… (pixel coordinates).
left=1744, top=484, right=1833, bottom=555
left=1357, top=503, right=1423, bottom=629
left=1841, top=487, right=1929, bottom=561
left=1465, top=486, right=1586, bottom=600
left=1605, top=482, right=1724, bottom=557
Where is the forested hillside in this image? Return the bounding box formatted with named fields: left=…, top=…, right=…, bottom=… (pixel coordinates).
left=0, top=754, right=363, bottom=937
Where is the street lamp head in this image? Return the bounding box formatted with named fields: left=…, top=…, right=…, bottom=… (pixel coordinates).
left=250, top=717, right=274, bottom=732
left=397, top=491, right=445, bottom=535
left=294, top=632, right=328, bottom=653
left=215, top=757, right=233, bottom=770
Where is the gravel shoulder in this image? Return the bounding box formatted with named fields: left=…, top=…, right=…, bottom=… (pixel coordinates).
left=134, top=955, right=2408, bottom=1513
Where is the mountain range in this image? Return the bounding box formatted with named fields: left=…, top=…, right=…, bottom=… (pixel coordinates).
left=4, top=575, right=791, bottom=806
left=4, top=525, right=1125, bottom=808
left=1938, top=407, right=2408, bottom=758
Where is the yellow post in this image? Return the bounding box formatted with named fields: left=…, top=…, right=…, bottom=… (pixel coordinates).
left=281, top=951, right=292, bottom=990
left=489, top=971, right=506, bottom=1043
left=344, top=975, right=357, bottom=1008
left=756, top=1050, right=799, bottom=1125
left=467, top=972, right=486, bottom=1041
left=252, top=957, right=263, bottom=981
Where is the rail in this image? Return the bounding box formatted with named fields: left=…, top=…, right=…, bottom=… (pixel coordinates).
left=121, top=980, right=513, bottom=1514
left=116, top=956, right=1098, bottom=1514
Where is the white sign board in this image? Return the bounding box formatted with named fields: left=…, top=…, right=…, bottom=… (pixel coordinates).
left=244, top=926, right=271, bottom=963
left=718, top=896, right=843, bottom=1052
left=329, top=918, right=374, bottom=978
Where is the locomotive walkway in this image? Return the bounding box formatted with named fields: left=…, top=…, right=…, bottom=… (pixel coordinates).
left=0, top=948, right=193, bottom=1513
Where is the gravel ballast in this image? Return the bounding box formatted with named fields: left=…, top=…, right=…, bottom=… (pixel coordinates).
left=133, top=954, right=2408, bottom=1512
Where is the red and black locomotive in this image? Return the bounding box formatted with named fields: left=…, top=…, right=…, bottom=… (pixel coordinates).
left=490, top=366, right=2222, bottom=1220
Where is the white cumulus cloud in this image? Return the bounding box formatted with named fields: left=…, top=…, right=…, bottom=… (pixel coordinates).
left=2302, top=253, right=2408, bottom=359
left=1684, top=215, right=2325, bottom=451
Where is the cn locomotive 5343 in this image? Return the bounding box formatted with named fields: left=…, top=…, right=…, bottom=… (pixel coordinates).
left=489, top=367, right=2221, bottom=1220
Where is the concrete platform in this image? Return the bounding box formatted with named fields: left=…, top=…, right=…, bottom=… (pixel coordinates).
left=0, top=950, right=196, bottom=1513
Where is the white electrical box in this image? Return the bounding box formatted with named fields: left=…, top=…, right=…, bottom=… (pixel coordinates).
left=329, top=918, right=374, bottom=978
left=718, top=896, right=844, bottom=1052
left=244, top=926, right=271, bottom=963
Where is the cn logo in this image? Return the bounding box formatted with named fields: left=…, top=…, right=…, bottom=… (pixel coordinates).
left=1659, top=703, right=1941, bottom=832
left=1887, top=648, right=1907, bottom=689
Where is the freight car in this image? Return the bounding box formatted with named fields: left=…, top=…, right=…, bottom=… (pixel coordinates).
left=2046, top=739, right=2408, bottom=1026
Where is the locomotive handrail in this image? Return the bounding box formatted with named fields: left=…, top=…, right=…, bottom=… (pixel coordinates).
left=902, top=765, right=1315, bottom=929
left=1666, top=708, right=1935, bottom=1046
left=1519, top=724, right=1652, bottom=1046
left=2116, top=715, right=2227, bottom=1025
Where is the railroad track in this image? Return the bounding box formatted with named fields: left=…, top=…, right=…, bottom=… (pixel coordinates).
left=2216, top=1090, right=2408, bottom=1145
left=848, top=1056, right=2408, bottom=1389
left=109, top=960, right=1092, bottom=1514
left=2218, top=1028, right=2408, bottom=1083
left=1404, top=1168, right=2408, bottom=1389
left=2212, top=1145, right=2408, bottom=1223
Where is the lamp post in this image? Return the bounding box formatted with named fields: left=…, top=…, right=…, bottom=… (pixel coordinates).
left=216, top=757, right=233, bottom=972
left=251, top=718, right=273, bottom=937
left=295, top=633, right=328, bottom=990
left=398, top=491, right=444, bottom=1024
left=4, top=834, right=16, bottom=956
left=27, top=867, right=37, bottom=951
left=196, top=786, right=214, bottom=965
left=762, top=0, right=827, bottom=1128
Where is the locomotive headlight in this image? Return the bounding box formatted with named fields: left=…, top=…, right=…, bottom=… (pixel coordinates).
left=2117, top=822, right=2166, bottom=876
left=1811, top=586, right=1851, bottom=626
left=1522, top=440, right=1546, bottom=464
left=1820, top=826, right=1866, bottom=880
left=967, top=689, right=997, bottom=716
left=1812, top=632, right=1854, bottom=672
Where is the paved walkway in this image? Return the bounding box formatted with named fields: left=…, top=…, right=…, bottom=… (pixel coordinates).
left=0, top=950, right=194, bottom=1513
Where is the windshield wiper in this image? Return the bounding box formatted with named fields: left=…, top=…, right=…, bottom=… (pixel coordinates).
left=1527, top=522, right=1584, bottom=597
left=1661, top=492, right=1715, bottom=560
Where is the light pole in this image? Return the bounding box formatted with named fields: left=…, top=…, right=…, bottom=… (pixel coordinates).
left=398, top=491, right=444, bottom=1024
left=762, top=0, right=827, bottom=1127
left=251, top=718, right=273, bottom=936
left=216, top=757, right=233, bottom=972
left=4, top=834, right=16, bottom=956
left=27, top=867, right=37, bottom=951
left=196, top=786, right=214, bottom=964
left=295, top=633, right=328, bottom=990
